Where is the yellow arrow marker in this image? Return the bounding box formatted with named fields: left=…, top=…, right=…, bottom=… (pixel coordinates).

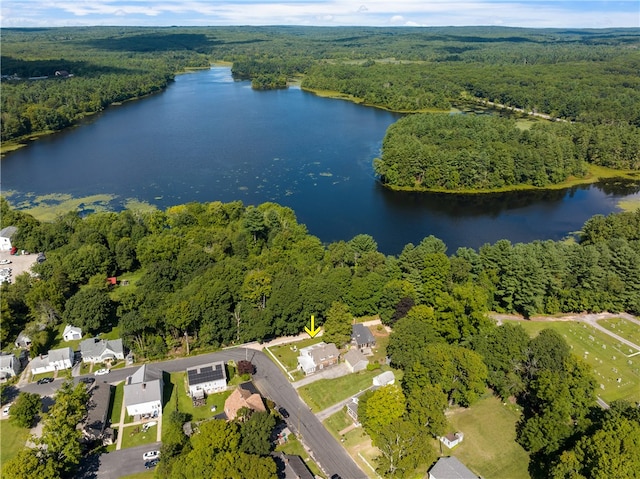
left=304, top=315, right=321, bottom=338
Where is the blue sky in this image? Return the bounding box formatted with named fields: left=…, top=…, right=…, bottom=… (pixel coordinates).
left=2, top=1, right=639, bottom=28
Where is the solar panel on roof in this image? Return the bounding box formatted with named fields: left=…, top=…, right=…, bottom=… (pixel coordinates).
left=187, top=362, right=225, bottom=385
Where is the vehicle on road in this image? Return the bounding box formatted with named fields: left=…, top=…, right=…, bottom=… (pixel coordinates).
left=3, top=404, right=11, bottom=416
left=145, top=459, right=159, bottom=469
left=277, top=406, right=289, bottom=418
left=143, top=450, right=160, bottom=461
left=37, top=377, right=54, bottom=385
left=79, top=377, right=95, bottom=385
left=94, top=368, right=110, bottom=376
left=0, top=259, right=11, bottom=265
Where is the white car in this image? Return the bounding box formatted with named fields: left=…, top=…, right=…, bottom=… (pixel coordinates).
left=0, top=259, right=11, bottom=265
left=143, top=450, right=160, bottom=461
left=94, top=368, right=110, bottom=376
left=2, top=405, right=11, bottom=416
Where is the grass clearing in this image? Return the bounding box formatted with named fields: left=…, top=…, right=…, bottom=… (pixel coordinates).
left=446, top=394, right=530, bottom=479
left=120, top=424, right=158, bottom=449
left=518, top=320, right=640, bottom=403
left=597, top=317, right=640, bottom=347
left=0, top=420, right=31, bottom=471
left=298, top=369, right=383, bottom=412
left=109, top=381, right=125, bottom=424
left=120, top=471, right=156, bottom=479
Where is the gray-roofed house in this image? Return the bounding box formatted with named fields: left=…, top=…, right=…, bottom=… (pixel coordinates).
left=30, top=347, right=74, bottom=375
left=0, top=353, right=21, bottom=379
left=124, top=364, right=163, bottom=418
left=63, top=325, right=82, bottom=342
left=297, top=342, right=339, bottom=375
left=83, top=382, right=114, bottom=444
left=80, top=337, right=124, bottom=364
left=0, top=226, right=17, bottom=251
left=428, top=456, right=478, bottom=479
left=352, top=323, right=376, bottom=354
left=187, top=361, right=227, bottom=398
left=276, top=452, right=315, bottom=479
left=346, top=397, right=360, bottom=425
left=373, top=370, right=395, bottom=387
left=344, top=348, right=369, bottom=373
left=14, top=331, right=32, bottom=349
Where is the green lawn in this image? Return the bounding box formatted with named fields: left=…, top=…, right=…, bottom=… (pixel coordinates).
left=446, top=394, right=530, bottom=479
left=597, top=317, right=640, bottom=347
left=109, top=381, right=125, bottom=424
left=275, top=435, right=325, bottom=478
left=164, top=372, right=233, bottom=422
left=120, top=471, right=156, bottom=479
left=269, top=337, right=324, bottom=372
left=297, top=369, right=383, bottom=412
left=120, top=424, right=158, bottom=449
left=518, top=320, right=640, bottom=403
left=0, top=420, right=31, bottom=471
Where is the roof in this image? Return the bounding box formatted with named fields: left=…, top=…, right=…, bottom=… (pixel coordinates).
left=344, top=348, right=368, bottom=367
left=187, top=361, right=226, bottom=386
left=352, top=323, right=375, bottom=347
left=0, top=226, right=17, bottom=238
left=373, top=370, right=395, bottom=386
left=124, top=365, right=163, bottom=407
left=224, top=384, right=266, bottom=420
left=63, top=325, right=82, bottom=336
left=280, top=453, right=315, bottom=479
left=429, top=457, right=477, bottom=479
left=84, top=383, right=113, bottom=438
left=0, top=354, right=16, bottom=369
left=300, top=342, right=339, bottom=364
left=80, top=337, right=123, bottom=358
left=48, top=347, right=73, bottom=363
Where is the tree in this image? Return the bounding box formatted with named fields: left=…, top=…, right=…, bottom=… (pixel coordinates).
left=405, top=384, right=448, bottom=437
left=239, top=411, right=276, bottom=455
left=374, top=419, right=436, bottom=478
left=10, top=391, right=41, bottom=428
left=360, top=384, right=406, bottom=438
left=322, top=301, right=353, bottom=347
left=62, top=286, right=114, bottom=335
left=2, top=449, right=60, bottom=479
left=243, top=207, right=266, bottom=243
left=237, top=360, right=255, bottom=375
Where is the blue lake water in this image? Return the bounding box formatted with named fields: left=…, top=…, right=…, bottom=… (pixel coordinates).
left=2, top=67, right=638, bottom=254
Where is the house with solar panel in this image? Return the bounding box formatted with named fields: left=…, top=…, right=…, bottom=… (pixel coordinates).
left=186, top=361, right=227, bottom=402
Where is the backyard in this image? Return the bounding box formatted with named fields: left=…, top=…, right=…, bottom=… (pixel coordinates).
left=0, top=420, right=31, bottom=474
left=445, top=394, right=530, bottom=479
left=518, top=319, right=640, bottom=403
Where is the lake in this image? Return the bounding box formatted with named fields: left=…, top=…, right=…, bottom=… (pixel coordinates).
left=1, top=66, right=638, bottom=255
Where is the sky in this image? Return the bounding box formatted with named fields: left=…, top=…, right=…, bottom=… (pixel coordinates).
left=1, top=1, right=639, bottom=29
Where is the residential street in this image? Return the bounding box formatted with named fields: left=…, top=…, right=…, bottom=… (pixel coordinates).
left=20, top=347, right=367, bottom=479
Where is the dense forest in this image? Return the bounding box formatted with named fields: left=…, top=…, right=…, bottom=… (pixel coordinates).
left=374, top=113, right=640, bottom=190
left=1, top=198, right=639, bottom=477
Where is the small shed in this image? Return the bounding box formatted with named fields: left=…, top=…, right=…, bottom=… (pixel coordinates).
left=440, top=432, right=464, bottom=449
left=373, top=370, right=395, bottom=387
left=63, top=325, right=82, bottom=342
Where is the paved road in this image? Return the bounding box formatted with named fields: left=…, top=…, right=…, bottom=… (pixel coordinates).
left=39, top=348, right=367, bottom=479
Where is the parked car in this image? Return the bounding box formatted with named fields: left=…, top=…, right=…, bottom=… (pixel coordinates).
left=3, top=404, right=11, bottom=416
left=143, top=450, right=160, bottom=461
left=0, top=259, right=11, bottom=265
left=277, top=406, right=289, bottom=418
left=94, top=368, right=110, bottom=376
left=79, top=377, right=95, bottom=385
left=37, top=377, right=54, bottom=385
left=145, top=459, right=159, bottom=469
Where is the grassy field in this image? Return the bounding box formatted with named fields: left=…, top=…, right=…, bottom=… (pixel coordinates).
left=518, top=320, right=640, bottom=403
left=120, top=424, right=158, bottom=449
left=0, top=420, right=31, bottom=472
left=446, top=394, right=530, bottom=479
left=597, top=317, right=640, bottom=347
left=109, top=381, right=125, bottom=424
left=297, top=369, right=384, bottom=412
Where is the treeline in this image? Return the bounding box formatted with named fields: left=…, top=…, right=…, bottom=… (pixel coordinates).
left=374, top=113, right=640, bottom=190
left=1, top=197, right=639, bottom=361
left=2, top=26, right=639, bottom=143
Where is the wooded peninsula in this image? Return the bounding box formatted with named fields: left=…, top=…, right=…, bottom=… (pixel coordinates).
left=2, top=26, right=639, bottom=191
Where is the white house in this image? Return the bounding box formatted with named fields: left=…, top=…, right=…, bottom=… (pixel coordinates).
left=344, top=348, right=368, bottom=373
left=186, top=361, right=227, bottom=398
left=0, top=226, right=17, bottom=251
left=373, top=370, right=395, bottom=387
left=124, top=364, right=163, bottom=418
left=428, top=457, right=477, bottom=479
left=80, top=337, right=124, bottom=363
left=62, top=325, right=82, bottom=342
left=0, top=353, right=20, bottom=379
left=30, top=347, right=74, bottom=375
left=440, top=432, right=465, bottom=449
left=297, top=342, right=339, bottom=375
